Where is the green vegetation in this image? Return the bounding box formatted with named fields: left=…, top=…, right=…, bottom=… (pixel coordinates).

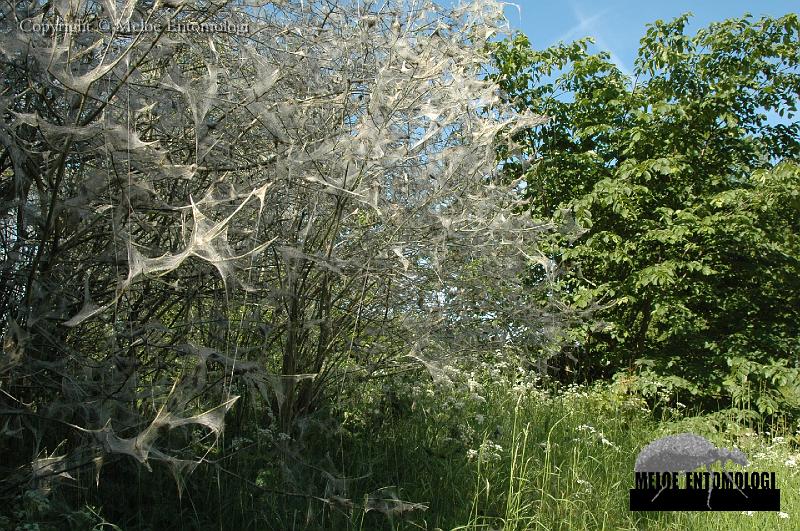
left=2, top=3, right=798, bottom=529
left=4, top=366, right=799, bottom=529
left=491, top=13, right=800, bottom=423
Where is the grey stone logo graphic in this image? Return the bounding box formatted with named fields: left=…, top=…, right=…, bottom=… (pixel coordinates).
left=634, top=432, right=749, bottom=508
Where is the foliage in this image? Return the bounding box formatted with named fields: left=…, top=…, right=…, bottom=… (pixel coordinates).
left=491, top=14, right=800, bottom=421
left=0, top=490, right=116, bottom=531
left=147, top=364, right=799, bottom=530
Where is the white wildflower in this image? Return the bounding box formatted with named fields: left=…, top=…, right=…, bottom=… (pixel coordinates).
left=480, top=441, right=503, bottom=462
left=600, top=436, right=619, bottom=450
left=778, top=511, right=789, bottom=519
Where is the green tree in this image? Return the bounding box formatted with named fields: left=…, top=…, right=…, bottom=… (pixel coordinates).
left=491, top=14, right=800, bottom=421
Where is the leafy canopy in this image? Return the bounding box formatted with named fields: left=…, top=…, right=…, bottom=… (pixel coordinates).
left=491, top=13, right=800, bottom=421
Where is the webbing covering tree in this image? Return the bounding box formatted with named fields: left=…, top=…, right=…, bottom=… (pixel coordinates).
left=0, top=0, right=553, bottom=500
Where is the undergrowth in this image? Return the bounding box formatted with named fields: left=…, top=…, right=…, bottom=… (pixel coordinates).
left=4, top=367, right=798, bottom=530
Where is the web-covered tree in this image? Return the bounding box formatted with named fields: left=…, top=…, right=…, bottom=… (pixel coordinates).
left=0, top=0, right=554, bottom=514
left=492, top=13, right=800, bottom=422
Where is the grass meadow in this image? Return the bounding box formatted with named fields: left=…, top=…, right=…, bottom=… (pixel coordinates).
left=8, top=367, right=798, bottom=530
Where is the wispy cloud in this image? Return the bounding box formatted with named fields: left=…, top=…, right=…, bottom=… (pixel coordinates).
left=553, top=5, right=611, bottom=44
left=555, top=1, right=632, bottom=77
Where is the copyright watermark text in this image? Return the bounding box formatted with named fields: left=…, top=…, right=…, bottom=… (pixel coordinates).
left=18, top=18, right=250, bottom=36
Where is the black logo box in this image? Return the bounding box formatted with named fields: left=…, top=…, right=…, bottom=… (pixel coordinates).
left=629, top=488, right=781, bottom=511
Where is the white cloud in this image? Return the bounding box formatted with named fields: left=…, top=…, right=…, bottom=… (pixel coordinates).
left=555, top=1, right=633, bottom=77
left=553, top=5, right=611, bottom=43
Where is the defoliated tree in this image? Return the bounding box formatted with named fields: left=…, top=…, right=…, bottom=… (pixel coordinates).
left=0, top=0, right=550, bottom=501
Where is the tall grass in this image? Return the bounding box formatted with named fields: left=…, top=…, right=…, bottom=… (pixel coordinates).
left=6, top=372, right=797, bottom=530
left=325, top=374, right=800, bottom=530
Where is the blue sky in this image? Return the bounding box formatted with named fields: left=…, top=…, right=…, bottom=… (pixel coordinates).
left=503, top=0, right=798, bottom=76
